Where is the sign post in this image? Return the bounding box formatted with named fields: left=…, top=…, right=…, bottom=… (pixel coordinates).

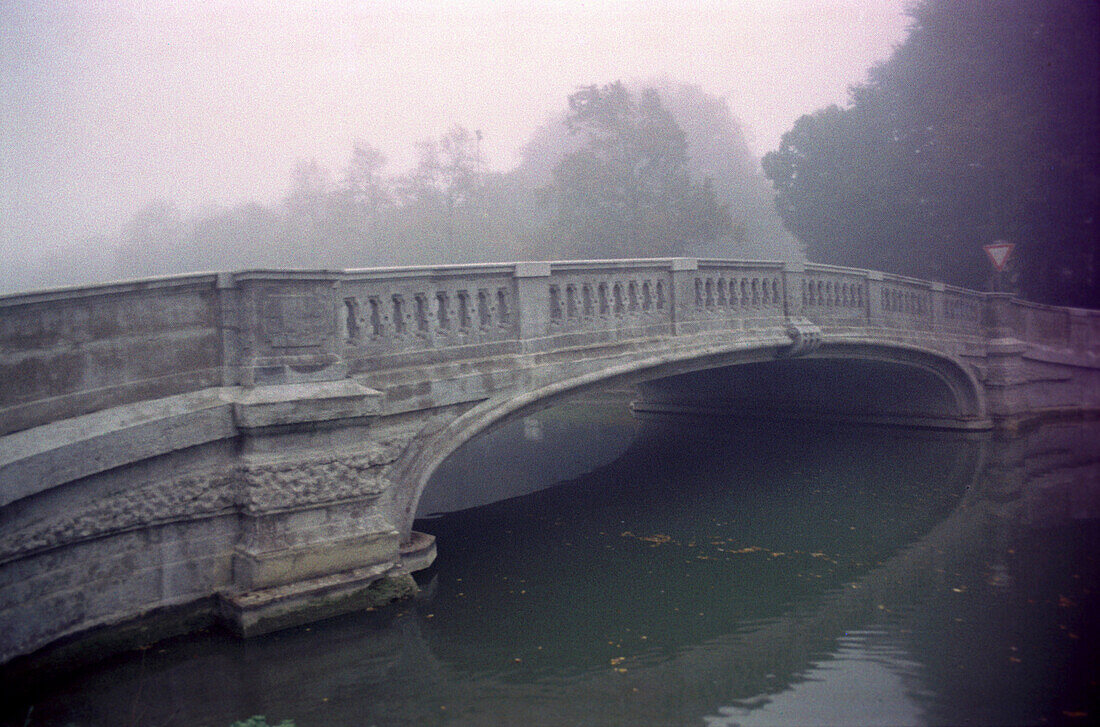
left=983, top=241, right=1015, bottom=292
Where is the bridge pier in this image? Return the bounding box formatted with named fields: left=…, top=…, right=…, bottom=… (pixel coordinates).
left=217, top=382, right=439, bottom=636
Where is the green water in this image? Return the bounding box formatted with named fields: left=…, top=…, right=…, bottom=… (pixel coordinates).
left=6, top=397, right=1099, bottom=726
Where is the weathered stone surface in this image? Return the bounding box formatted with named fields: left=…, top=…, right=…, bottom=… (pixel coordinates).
left=233, top=530, right=399, bottom=590
left=0, top=257, right=1098, bottom=665
left=220, top=567, right=416, bottom=637
left=232, top=379, right=382, bottom=429
left=236, top=452, right=391, bottom=514
left=0, top=469, right=235, bottom=562
left=0, top=440, right=411, bottom=563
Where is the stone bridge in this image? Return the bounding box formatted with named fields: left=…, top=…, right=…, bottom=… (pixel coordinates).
left=2, top=258, right=1099, bottom=664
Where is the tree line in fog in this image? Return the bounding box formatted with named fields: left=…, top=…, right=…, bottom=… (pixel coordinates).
left=19, top=81, right=794, bottom=294
left=8, top=0, right=1097, bottom=309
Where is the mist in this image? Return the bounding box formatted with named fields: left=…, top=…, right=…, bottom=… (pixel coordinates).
left=0, top=0, right=910, bottom=294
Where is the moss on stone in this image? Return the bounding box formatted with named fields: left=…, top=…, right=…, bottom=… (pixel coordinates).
left=234, top=573, right=419, bottom=637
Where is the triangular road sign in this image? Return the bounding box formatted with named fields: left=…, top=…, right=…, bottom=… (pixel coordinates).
left=984, top=242, right=1015, bottom=272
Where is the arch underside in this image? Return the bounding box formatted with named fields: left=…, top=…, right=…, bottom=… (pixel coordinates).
left=395, top=339, right=989, bottom=536
left=634, top=343, right=988, bottom=430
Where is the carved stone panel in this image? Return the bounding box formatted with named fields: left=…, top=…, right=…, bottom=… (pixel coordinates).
left=262, top=294, right=331, bottom=348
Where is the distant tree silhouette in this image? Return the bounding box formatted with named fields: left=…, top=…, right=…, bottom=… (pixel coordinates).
left=541, top=82, right=731, bottom=258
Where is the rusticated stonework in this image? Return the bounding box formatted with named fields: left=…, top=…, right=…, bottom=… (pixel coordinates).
left=0, top=438, right=414, bottom=563
left=236, top=445, right=400, bottom=514
left=0, top=470, right=236, bottom=564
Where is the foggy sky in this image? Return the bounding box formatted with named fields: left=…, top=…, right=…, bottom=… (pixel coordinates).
left=1, top=0, right=909, bottom=262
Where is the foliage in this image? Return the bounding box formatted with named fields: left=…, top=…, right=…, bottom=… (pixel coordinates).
left=540, top=81, right=732, bottom=258
left=20, top=81, right=792, bottom=293
left=763, top=0, right=1100, bottom=306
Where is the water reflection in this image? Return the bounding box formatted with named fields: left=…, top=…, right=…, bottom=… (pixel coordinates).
left=4, top=399, right=1098, bottom=727
left=704, top=628, right=930, bottom=727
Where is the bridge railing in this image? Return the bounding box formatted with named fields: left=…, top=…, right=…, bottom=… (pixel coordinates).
left=800, top=263, right=872, bottom=326
left=798, top=263, right=991, bottom=340
left=238, top=264, right=524, bottom=379
left=4, top=258, right=1098, bottom=438
left=0, top=273, right=226, bottom=436
left=692, top=260, right=788, bottom=330
left=541, top=259, right=675, bottom=343
left=939, top=285, right=986, bottom=338
left=1006, top=297, right=1100, bottom=354
left=874, top=272, right=938, bottom=332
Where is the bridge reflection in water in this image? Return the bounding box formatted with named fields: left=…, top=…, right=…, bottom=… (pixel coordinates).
left=8, top=394, right=1097, bottom=726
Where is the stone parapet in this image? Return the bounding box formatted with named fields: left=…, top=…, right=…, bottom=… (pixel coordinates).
left=2, top=258, right=1099, bottom=666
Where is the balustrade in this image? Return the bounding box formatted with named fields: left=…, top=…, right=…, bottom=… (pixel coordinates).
left=801, top=265, right=868, bottom=325
left=3, top=257, right=1096, bottom=438
left=1014, top=299, right=1072, bottom=349
left=941, top=287, right=984, bottom=337
left=337, top=266, right=518, bottom=371
left=692, top=261, right=786, bottom=329
left=539, top=260, right=674, bottom=338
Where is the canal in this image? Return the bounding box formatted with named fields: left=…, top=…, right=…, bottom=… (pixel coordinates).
left=4, top=393, right=1098, bottom=726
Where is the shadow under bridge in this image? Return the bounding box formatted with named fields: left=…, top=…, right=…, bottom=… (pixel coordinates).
left=393, top=339, right=989, bottom=539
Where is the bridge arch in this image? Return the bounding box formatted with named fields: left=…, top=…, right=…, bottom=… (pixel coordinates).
left=6, top=257, right=1096, bottom=661
left=392, top=339, right=989, bottom=538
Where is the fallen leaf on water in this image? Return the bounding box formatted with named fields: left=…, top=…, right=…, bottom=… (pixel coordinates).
left=724, top=546, right=765, bottom=555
